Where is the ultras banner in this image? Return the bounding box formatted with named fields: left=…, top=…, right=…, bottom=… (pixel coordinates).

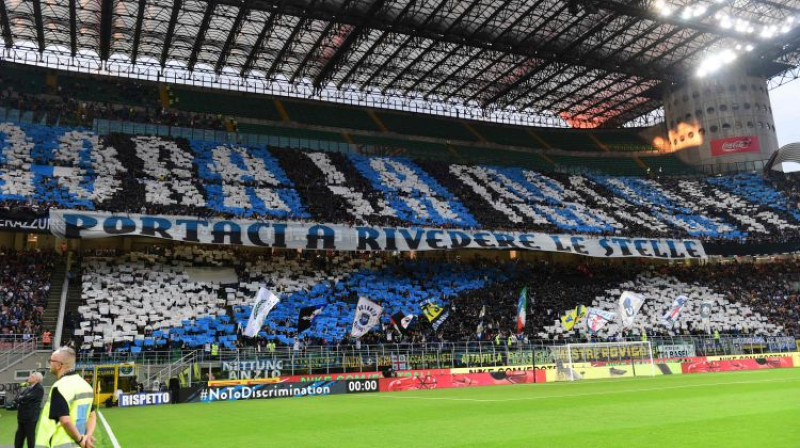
left=48, top=210, right=707, bottom=259
left=0, top=209, right=49, bottom=233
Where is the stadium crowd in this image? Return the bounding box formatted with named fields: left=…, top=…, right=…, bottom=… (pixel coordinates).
left=2, top=122, right=799, bottom=246
left=63, top=245, right=800, bottom=353
left=0, top=68, right=228, bottom=130
left=0, top=250, right=56, bottom=339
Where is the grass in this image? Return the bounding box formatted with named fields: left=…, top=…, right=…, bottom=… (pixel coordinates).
left=5, top=369, right=800, bottom=447
left=0, top=407, right=113, bottom=448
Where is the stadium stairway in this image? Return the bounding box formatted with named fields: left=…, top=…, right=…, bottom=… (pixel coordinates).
left=40, top=261, right=67, bottom=338
left=60, top=264, right=85, bottom=346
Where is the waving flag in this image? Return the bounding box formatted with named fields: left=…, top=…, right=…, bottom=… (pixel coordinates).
left=421, top=299, right=449, bottom=330
left=700, top=300, right=713, bottom=331
left=662, top=295, right=689, bottom=329
left=561, top=305, right=588, bottom=332
left=516, top=288, right=528, bottom=334
left=575, top=304, right=588, bottom=321
left=298, top=304, right=325, bottom=333
left=390, top=312, right=415, bottom=336
left=476, top=305, right=486, bottom=340
left=351, top=297, right=382, bottom=338
left=243, top=287, right=280, bottom=337
left=618, top=291, right=646, bottom=329
left=561, top=308, right=578, bottom=331
left=585, top=308, right=616, bottom=334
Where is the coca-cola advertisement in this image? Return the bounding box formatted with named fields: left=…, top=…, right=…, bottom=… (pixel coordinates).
left=711, top=136, right=760, bottom=157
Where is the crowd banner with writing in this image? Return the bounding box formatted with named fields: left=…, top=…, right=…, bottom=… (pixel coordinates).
left=656, top=344, right=696, bottom=358
left=196, top=380, right=371, bottom=402
left=0, top=210, right=49, bottom=233
left=49, top=210, right=707, bottom=260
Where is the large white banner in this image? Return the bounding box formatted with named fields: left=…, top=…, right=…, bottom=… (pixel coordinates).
left=48, top=210, right=707, bottom=259
left=243, top=287, right=280, bottom=338
left=351, top=297, right=382, bottom=338
left=617, top=291, right=646, bottom=329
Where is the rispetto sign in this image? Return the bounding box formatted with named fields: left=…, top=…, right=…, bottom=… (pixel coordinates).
left=118, top=392, right=171, bottom=407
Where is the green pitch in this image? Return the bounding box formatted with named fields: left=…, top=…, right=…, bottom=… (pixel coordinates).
left=5, top=369, right=800, bottom=447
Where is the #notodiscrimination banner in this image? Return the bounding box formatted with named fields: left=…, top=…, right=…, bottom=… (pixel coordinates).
left=49, top=210, right=707, bottom=260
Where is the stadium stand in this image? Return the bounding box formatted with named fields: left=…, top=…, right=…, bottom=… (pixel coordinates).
left=547, top=154, right=646, bottom=176
left=68, top=249, right=799, bottom=350
left=0, top=62, right=661, bottom=161
left=1, top=121, right=799, bottom=242
left=282, top=101, right=381, bottom=133
left=0, top=250, right=56, bottom=338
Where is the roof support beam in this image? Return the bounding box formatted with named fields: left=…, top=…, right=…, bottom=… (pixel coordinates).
left=313, top=0, right=387, bottom=89
left=599, top=0, right=750, bottom=42
left=464, top=2, right=576, bottom=104
left=0, top=0, right=11, bottom=48
left=68, top=0, right=77, bottom=56
left=514, top=17, right=650, bottom=112
left=264, top=16, right=307, bottom=79
left=130, top=0, right=147, bottom=64
left=215, top=0, right=251, bottom=73
left=430, top=0, right=548, bottom=101
left=335, top=0, right=417, bottom=89
left=240, top=6, right=280, bottom=76
left=290, top=19, right=336, bottom=83
left=225, top=0, right=685, bottom=82
left=381, top=0, right=481, bottom=93
left=479, top=10, right=608, bottom=107
left=410, top=0, right=515, bottom=97
left=159, top=0, right=183, bottom=67
left=582, top=33, right=716, bottom=123
left=99, top=0, right=114, bottom=60
left=360, top=0, right=448, bottom=90
left=187, top=0, right=218, bottom=71
left=32, top=0, right=45, bottom=53
left=534, top=23, right=686, bottom=114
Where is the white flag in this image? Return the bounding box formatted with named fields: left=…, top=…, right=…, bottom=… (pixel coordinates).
left=617, top=291, right=645, bottom=329
left=351, top=297, right=382, bottom=338
left=662, top=295, right=689, bottom=329
left=243, top=287, right=280, bottom=338
left=700, top=300, right=713, bottom=331
left=585, top=307, right=616, bottom=334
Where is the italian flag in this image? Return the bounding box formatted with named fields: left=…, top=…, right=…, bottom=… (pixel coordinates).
left=516, top=287, right=527, bottom=335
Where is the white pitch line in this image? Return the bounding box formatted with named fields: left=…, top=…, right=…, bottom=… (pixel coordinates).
left=364, top=376, right=800, bottom=403
left=98, top=411, right=122, bottom=448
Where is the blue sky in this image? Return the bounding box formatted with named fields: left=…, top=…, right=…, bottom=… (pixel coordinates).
left=770, top=80, right=800, bottom=147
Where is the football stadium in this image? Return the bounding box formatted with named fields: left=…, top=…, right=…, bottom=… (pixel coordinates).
left=1, top=0, right=800, bottom=446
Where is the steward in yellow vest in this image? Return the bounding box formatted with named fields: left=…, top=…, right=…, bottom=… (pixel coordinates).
left=36, top=347, right=96, bottom=448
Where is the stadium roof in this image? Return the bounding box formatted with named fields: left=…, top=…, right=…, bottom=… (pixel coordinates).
left=1, top=0, right=800, bottom=127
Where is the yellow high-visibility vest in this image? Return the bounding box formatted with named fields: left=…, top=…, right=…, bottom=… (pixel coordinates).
left=35, top=373, right=94, bottom=448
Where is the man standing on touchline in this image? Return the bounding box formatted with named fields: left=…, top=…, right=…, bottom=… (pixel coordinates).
left=15, top=371, right=44, bottom=448
left=35, top=347, right=97, bottom=448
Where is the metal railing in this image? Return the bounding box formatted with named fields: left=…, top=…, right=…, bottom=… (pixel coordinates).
left=74, top=334, right=798, bottom=378
left=0, top=337, right=40, bottom=374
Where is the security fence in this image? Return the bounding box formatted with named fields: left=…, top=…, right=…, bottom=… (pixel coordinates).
left=71, top=334, right=799, bottom=380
